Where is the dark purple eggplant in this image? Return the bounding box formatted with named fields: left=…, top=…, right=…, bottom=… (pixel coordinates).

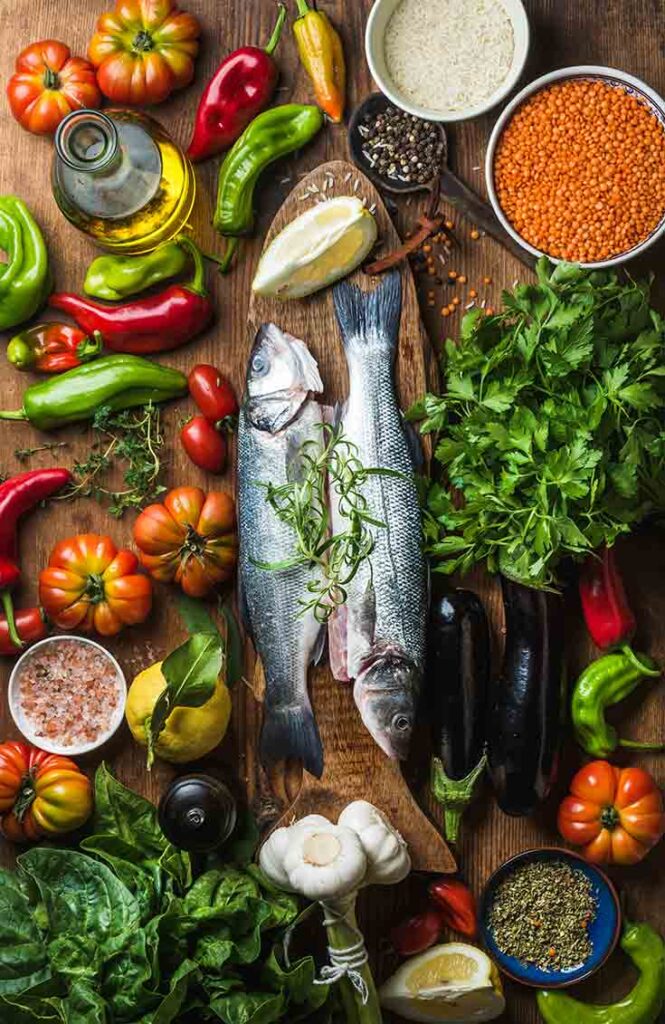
left=487, top=577, right=565, bottom=817
left=427, top=589, right=490, bottom=842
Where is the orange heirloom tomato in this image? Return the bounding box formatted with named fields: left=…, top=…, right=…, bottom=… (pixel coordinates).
left=0, top=741, right=93, bottom=843
left=39, top=533, right=152, bottom=637
left=133, top=486, right=237, bottom=598
left=88, top=0, right=201, bottom=105
left=558, top=759, right=665, bottom=866
left=7, top=40, right=102, bottom=136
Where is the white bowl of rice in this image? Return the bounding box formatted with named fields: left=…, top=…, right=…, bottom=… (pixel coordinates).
left=9, top=635, right=127, bottom=756
left=365, top=0, right=530, bottom=123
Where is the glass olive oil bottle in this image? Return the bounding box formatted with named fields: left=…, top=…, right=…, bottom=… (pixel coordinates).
left=52, top=109, right=196, bottom=254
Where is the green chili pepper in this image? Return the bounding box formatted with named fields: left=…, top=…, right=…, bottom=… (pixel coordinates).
left=537, top=921, right=665, bottom=1024
left=0, top=354, right=187, bottom=430
left=0, top=196, right=50, bottom=330
left=214, top=104, right=323, bottom=272
left=571, top=646, right=663, bottom=758
left=83, top=238, right=190, bottom=301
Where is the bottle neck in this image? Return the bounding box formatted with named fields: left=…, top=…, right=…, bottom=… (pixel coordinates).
left=55, top=110, right=120, bottom=174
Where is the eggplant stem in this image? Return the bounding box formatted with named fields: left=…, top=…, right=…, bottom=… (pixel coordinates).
left=431, top=754, right=487, bottom=845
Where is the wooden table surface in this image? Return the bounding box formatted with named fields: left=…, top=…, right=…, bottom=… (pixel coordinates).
left=0, top=2, right=663, bottom=1022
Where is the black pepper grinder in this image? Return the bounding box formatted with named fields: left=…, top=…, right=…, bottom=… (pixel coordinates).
left=158, top=773, right=237, bottom=853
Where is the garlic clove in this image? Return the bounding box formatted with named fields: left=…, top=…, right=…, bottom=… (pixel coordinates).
left=283, top=821, right=368, bottom=901
left=338, top=800, right=411, bottom=886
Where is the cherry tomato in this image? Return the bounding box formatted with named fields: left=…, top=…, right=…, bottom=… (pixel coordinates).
left=390, top=909, right=444, bottom=957
left=188, top=364, right=238, bottom=425
left=181, top=416, right=227, bottom=474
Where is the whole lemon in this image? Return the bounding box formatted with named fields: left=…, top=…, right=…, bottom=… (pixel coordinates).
left=126, top=661, right=231, bottom=764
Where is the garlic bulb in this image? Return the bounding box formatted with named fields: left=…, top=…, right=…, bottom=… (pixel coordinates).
left=338, top=800, right=411, bottom=886
left=259, top=814, right=332, bottom=892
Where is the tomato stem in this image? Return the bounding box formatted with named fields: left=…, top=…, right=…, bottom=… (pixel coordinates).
left=84, top=572, right=107, bottom=605
left=43, top=67, right=61, bottom=91
left=132, top=30, right=155, bottom=52
left=13, top=772, right=36, bottom=822
left=600, top=804, right=620, bottom=830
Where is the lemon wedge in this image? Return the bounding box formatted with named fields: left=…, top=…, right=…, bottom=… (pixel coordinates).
left=379, top=943, right=505, bottom=1023
left=252, top=196, right=378, bottom=300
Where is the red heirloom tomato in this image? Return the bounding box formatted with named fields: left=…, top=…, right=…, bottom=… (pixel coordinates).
left=181, top=416, right=228, bottom=474
left=558, top=759, right=665, bottom=866
left=7, top=40, right=102, bottom=135
left=39, top=533, right=152, bottom=637
left=133, top=486, right=237, bottom=597
left=188, top=364, right=239, bottom=425
left=0, top=741, right=93, bottom=842
left=88, top=0, right=201, bottom=105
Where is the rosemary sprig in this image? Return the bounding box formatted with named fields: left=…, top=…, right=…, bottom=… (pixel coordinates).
left=64, top=404, right=167, bottom=517
left=257, top=424, right=396, bottom=623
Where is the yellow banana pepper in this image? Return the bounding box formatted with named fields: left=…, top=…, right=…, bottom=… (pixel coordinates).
left=293, top=0, right=346, bottom=123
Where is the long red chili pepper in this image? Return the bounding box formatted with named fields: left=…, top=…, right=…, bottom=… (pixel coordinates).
left=0, top=469, right=72, bottom=648
left=48, top=238, right=213, bottom=355
left=579, top=544, right=636, bottom=650
left=0, top=607, right=47, bottom=655
left=186, top=4, right=287, bottom=162
left=428, top=877, right=477, bottom=937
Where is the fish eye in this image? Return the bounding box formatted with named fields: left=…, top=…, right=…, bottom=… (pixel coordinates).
left=392, top=714, right=411, bottom=733
left=251, top=351, right=269, bottom=376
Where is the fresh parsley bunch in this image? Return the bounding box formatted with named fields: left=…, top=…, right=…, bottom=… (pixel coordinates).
left=411, top=259, right=665, bottom=588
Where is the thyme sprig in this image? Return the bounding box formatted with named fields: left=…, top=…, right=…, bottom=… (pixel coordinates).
left=64, top=404, right=167, bottom=517
left=256, top=424, right=396, bottom=622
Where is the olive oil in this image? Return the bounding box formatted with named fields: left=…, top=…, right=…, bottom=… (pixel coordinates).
left=52, top=109, right=196, bottom=254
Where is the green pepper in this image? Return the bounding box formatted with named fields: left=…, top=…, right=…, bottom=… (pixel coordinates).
left=0, top=354, right=187, bottom=430
left=537, top=921, right=665, bottom=1024
left=83, top=238, right=190, bottom=301
left=214, top=104, right=323, bottom=271
left=0, top=196, right=50, bottom=330
left=571, top=646, right=663, bottom=758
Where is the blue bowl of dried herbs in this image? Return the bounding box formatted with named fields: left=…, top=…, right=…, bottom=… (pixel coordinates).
left=480, top=847, right=621, bottom=988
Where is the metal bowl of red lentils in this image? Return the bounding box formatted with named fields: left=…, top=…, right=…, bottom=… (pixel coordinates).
left=486, top=66, right=665, bottom=268
left=8, top=635, right=127, bottom=756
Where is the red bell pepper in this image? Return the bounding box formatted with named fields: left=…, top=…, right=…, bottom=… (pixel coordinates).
left=186, top=5, right=286, bottom=162
left=7, top=323, right=102, bottom=373
left=0, top=607, right=47, bottom=655
left=0, top=470, right=72, bottom=649
left=579, top=545, right=636, bottom=650
left=428, top=877, right=477, bottom=938
left=48, top=238, right=213, bottom=355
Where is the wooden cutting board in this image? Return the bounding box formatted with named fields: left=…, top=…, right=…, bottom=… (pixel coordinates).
left=244, top=160, right=455, bottom=874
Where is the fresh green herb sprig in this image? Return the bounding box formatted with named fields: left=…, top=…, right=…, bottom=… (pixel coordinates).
left=410, top=258, right=665, bottom=588
left=257, top=424, right=393, bottom=622
left=66, top=403, right=166, bottom=517
left=14, top=441, right=68, bottom=462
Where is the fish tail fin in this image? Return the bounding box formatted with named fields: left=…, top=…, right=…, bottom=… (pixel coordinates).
left=333, top=270, right=402, bottom=356
left=261, top=702, right=324, bottom=778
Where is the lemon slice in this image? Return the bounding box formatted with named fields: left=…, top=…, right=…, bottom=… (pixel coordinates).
left=252, top=196, right=378, bottom=300
left=379, top=943, right=505, bottom=1023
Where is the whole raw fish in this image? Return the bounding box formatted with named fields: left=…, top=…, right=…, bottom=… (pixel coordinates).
left=328, top=271, right=427, bottom=760
left=238, top=323, right=326, bottom=777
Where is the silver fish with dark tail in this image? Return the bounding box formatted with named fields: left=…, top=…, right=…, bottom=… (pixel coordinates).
left=328, top=271, right=427, bottom=761
left=238, top=323, right=326, bottom=778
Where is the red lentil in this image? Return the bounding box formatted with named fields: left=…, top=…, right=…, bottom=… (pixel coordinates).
left=494, top=78, right=665, bottom=263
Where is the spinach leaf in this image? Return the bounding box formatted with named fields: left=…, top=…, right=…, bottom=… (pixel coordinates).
left=0, top=870, right=51, bottom=996
left=0, top=992, right=64, bottom=1023
left=80, top=835, right=162, bottom=922
left=61, top=980, right=107, bottom=1024
left=209, top=991, right=285, bottom=1024
left=18, top=849, right=140, bottom=971
left=147, top=633, right=223, bottom=764
left=87, top=764, right=191, bottom=891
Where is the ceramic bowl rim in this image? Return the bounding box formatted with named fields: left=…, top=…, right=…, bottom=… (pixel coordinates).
left=364, top=0, right=530, bottom=123
left=8, top=634, right=127, bottom=756
left=479, top=845, right=622, bottom=989
left=485, top=65, right=665, bottom=269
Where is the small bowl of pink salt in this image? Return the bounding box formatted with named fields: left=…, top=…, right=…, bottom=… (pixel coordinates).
left=9, top=635, right=126, bottom=755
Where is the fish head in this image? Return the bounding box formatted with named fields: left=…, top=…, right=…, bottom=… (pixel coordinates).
left=245, top=323, right=323, bottom=433
left=353, top=651, right=420, bottom=760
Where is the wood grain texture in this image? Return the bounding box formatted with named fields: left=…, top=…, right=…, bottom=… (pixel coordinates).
left=247, top=161, right=455, bottom=875
left=0, top=2, right=663, bottom=1023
